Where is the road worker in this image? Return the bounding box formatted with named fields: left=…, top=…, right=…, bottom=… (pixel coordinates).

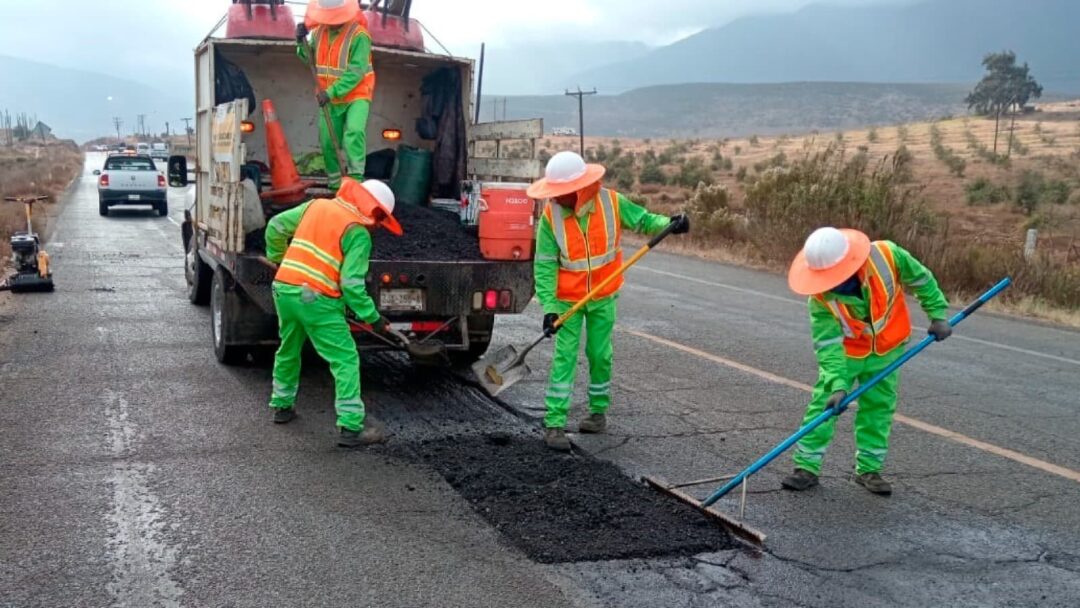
left=783, top=227, right=951, bottom=494
left=264, top=178, right=401, bottom=447
left=528, top=151, right=690, bottom=451
left=296, top=0, right=375, bottom=189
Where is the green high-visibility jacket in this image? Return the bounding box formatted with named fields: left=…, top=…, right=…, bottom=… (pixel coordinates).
left=534, top=192, right=670, bottom=314
left=265, top=201, right=380, bottom=324
left=297, top=25, right=373, bottom=100
left=808, top=241, right=949, bottom=394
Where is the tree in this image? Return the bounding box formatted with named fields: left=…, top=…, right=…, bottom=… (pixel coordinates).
left=965, top=51, right=1042, bottom=155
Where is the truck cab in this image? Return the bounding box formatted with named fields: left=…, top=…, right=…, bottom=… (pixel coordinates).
left=170, top=4, right=543, bottom=366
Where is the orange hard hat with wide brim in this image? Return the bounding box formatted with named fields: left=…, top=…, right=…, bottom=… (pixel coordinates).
left=526, top=164, right=606, bottom=200
left=305, top=0, right=360, bottom=27
left=788, top=229, right=871, bottom=296
left=337, top=177, right=403, bottom=236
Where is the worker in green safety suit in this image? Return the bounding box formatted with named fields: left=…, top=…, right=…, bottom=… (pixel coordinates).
left=297, top=0, right=376, bottom=189
left=527, top=151, right=690, bottom=451
left=265, top=177, right=403, bottom=447
left=783, top=227, right=951, bottom=494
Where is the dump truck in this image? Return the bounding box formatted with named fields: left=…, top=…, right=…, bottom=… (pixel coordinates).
left=168, top=1, right=543, bottom=366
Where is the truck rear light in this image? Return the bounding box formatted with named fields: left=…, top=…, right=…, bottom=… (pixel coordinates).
left=99, top=174, right=109, bottom=187
left=398, top=273, right=409, bottom=285
left=158, top=174, right=166, bottom=187
left=498, top=290, right=512, bottom=310
left=484, top=289, right=498, bottom=310
left=472, top=291, right=483, bottom=311
left=382, top=129, right=402, bottom=141
left=381, top=273, right=393, bottom=285
left=240, top=121, right=256, bottom=134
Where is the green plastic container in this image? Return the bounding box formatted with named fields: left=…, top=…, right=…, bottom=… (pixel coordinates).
left=390, top=145, right=433, bottom=206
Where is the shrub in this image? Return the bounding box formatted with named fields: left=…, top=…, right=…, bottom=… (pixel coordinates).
left=752, top=152, right=787, bottom=174
left=1012, top=171, right=1070, bottom=213
left=733, top=146, right=742, bottom=156
left=897, top=125, right=909, bottom=142
left=671, top=156, right=713, bottom=188
left=735, top=166, right=748, bottom=182
left=965, top=178, right=1010, bottom=205
left=867, top=127, right=879, bottom=143
left=686, top=182, right=741, bottom=239
left=930, top=124, right=967, bottom=176
left=639, top=162, right=665, bottom=185
left=749, top=135, right=760, bottom=146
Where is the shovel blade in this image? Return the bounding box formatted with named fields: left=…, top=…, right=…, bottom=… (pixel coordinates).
left=472, top=344, right=532, bottom=397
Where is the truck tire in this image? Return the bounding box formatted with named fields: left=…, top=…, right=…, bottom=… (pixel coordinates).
left=211, top=268, right=248, bottom=366
left=185, top=232, right=212, bottom=305
left=157, top=200, right=168, bottom=217
left=99, top=199, right=109, bottom=216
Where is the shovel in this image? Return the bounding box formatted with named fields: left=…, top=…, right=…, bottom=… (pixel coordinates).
left=473, top=220, right=680, bottom=396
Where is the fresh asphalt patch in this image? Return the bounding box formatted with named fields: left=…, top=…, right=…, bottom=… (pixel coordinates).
left=406, top=434, right=737, bottom=564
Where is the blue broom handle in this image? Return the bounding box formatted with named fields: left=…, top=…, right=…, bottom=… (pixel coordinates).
left=701, top=277, right=1012, bottom=507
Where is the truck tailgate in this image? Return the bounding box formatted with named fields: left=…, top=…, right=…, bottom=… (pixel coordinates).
left=105, top=170, right=160, bottom=191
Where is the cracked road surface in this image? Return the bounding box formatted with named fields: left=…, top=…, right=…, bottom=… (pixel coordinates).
left=2, top=155, right=1079, bottom=607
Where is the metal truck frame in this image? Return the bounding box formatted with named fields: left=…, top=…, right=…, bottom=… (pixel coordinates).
left=168, top=21, right=542, bottom=366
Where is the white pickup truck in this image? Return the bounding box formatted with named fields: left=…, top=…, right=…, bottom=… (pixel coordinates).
left=94, top=154, right=168, bottom=217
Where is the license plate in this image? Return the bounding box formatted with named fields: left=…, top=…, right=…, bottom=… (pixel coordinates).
left=128, top=194, right=141, bottom=200
left=379, top=288, right=424, bottom=312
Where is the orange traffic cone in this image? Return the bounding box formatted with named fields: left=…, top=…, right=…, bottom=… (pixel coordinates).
left=260, top=98, right=312, bottom=206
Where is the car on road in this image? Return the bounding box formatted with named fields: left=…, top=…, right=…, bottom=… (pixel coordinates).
left=151, top=142, right=170, bottom=162
left=136, top=142, right=152, bottom=156
left=95, top=154, right=167, bottom=217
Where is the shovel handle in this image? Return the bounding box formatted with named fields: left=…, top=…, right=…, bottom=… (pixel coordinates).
left=552, top=220, right=680, bottom=330
left=305, top=39, right=349, bottom=175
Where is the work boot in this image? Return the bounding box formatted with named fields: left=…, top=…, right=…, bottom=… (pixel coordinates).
left=544, top=428, right=571, bottom=452
left=578, top=413, right=607, bottom=434
left=272, top=408, right=297, bottom=424
left=781, top=468, right=819, bottom=491
left=854, top=472, right=893, bottom=495
left=338, top=418, right=386, bottom=448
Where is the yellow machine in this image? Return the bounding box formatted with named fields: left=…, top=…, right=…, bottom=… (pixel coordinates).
left=1, top=195, right=54, bottom=293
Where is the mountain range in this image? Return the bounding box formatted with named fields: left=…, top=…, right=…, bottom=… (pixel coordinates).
left=573, top=0, right=1080, bottom=93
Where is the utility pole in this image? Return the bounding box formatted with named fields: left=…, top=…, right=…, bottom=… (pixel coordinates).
left=113, top=116, right=123, bottom=143
left=137, top=114, right=147, bottom=139
left=165, top=121, right=171, bottom=139
left=565, top=87, right=597, bottom=156
left=181, top=117, right=193, bottom=145
left=502, top=97, right=507, bottom=121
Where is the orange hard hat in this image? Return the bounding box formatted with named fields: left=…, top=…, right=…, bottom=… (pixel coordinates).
left=788, top=227, right=871, bottom=295
left=337, top=177, right=402, bottom=236
left=305, top=0, right=360, bottom=27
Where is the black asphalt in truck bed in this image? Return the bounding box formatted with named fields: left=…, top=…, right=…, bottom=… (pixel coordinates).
left=410, top=434, right=737, bottom=564
left=245, top=203, right=483, bottom=261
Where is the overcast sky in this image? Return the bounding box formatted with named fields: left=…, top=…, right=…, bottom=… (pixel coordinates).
left=0, top=0, right=900, bottom=88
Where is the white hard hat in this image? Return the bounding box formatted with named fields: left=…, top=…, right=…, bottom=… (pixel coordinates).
left=803, top=227, right=850, bottom=270
left=361, top=179, right=395, bottom=214
left=545, top=151, right=588, bottom=183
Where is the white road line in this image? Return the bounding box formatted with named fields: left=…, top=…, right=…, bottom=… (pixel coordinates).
left=634, top=264, right=1080, bottom=368
left=166, top=216, right=180, bottom=227
left=623, top=328, right=1080, bottom=485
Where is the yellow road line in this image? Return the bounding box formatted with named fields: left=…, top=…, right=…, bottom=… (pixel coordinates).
left=622, top=328, right=1080, bottom=484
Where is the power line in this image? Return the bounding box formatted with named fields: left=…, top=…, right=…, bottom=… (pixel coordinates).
left=565, top=87, right=597, bottom=156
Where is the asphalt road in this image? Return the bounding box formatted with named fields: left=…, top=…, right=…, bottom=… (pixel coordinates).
left=1, top=154, right=1078, bottom=607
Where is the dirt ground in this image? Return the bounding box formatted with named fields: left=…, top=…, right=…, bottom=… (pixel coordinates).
left=410, top=434, right=737, bottom=564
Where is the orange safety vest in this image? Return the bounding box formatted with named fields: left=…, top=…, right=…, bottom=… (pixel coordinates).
left=815, top=241, right=912, bottom=358
left=275, top=197, right=375, bottom=297
left=543, top=188, right=624, bottom=301
left=313, top=20, right=375, bottom=104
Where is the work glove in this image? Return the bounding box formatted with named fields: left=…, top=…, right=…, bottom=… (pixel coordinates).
left=316, top=90, right=331, bottom=107
left=826, top=390, right=848, bottom=412
left=371, top=315, right=392, bottom=334
left=928, top=319, right=953, bottom=342
left=295, top=22, right=309, bottom=43
left=669, top=214, right=690, bottom=235
left=543, top=313, right=561, bottom=336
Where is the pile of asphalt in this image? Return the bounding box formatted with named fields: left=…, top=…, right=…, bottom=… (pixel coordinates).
left=414, top=434, right=736, bottom=563
left=370, top=204, right=482, bottom=261
left=244, top=204, right=482, bottom=262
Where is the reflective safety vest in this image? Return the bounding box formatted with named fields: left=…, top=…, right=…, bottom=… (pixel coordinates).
left=313, top=20, right=375, bottom=104
left=815, top=241, right=912, bottom=358
left=275, top=197, right=375, bottom=297
left=543, top=188, right=623, bottom=301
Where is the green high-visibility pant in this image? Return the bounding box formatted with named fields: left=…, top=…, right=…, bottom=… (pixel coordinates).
left=792, top=346, right=904, bottom=475
left=269, top=283, right=365, bottom=431
left=544, top=296, right=617, bottom=429
left=319, top=99, right=370, bottom=190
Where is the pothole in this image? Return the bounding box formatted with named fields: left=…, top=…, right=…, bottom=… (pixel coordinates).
left=411, top=434, right=738, bottom=563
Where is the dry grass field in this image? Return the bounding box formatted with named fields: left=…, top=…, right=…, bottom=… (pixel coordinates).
left=0, top=140, right=84, bottom=260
